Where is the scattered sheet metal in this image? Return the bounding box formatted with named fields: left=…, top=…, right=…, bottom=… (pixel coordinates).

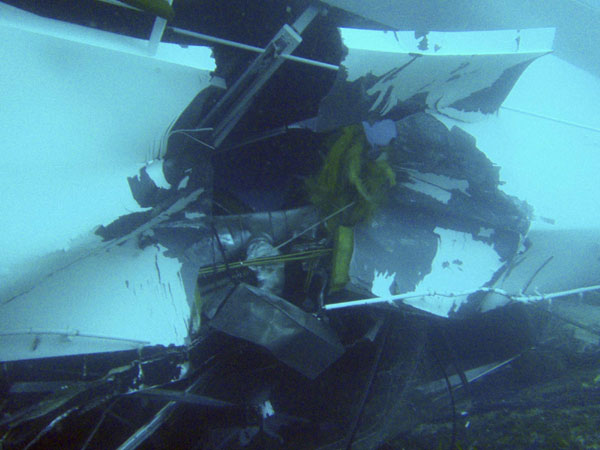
left=1, top=346, right=187, bottom=430
left=116, top=370, right=209, bottom=450
left=207, top=283, right=345, bottom=378
left=315, top=27, right=554, bottom=131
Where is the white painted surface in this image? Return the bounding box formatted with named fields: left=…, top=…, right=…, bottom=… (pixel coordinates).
left=0, top=3, right=212, bottom=70
left=371, top=270, right=396, bottom=298
left=0, top=241, right=190, bottom=361
left=340, top=28, right=554, bottom=56
left=435, top=55, right=600, bottom=230
left=402, top=227, right=503, bottom=317
left=339, top=27, right=553, bottom=118
left=0, top=4, right=213, bottom=360
left=0, top=4, right=213, bottom=278
left=322, top=0, right=600, bottom=78
left=403, top=170, right=469, bottom=204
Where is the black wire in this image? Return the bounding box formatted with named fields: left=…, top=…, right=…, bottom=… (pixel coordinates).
left=80, top=399, right=119, bottom=450
left=343, top=316, right=390, bottom=450
left=429, top=341, right=457, bottom=450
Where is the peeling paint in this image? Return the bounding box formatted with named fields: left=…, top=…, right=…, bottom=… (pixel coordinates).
left=372, top=270, right=397, bottom=297
left=403, top=170, right=469, bottom=204
left=402, top=227, right=503, bottom=317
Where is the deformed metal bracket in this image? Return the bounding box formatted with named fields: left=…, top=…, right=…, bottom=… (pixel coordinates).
left=199, top=5, right=321, bottom=148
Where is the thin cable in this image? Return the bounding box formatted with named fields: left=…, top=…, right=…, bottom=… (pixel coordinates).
left=521, top=255, right=553, bottom=293
left=167, top=128, right=215, bottom=150
left=0, top=330, right=150, bottom=345
left=81, top=399, right=119, bottom=450
left=430, top=344, right=457, bottom=450
left=197, top=248, right=331, bottom=276
left=343, top=316, right=390, bottom=450
left=274, top=201, right=356, bottom=250
left=169, top=127, right=213, bottom=134
left=501, top=106, right=600, bottom=134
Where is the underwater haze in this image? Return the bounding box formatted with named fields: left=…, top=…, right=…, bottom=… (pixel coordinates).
left=1, top=1, right=600, bottom=449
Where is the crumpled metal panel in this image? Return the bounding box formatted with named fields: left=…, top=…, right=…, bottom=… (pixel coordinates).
left=151, top=206, right=319, bottom=320
left=346, top=113, right=531, bottom=318
left=389, top=113, right=532, bottom=240
left=349, top=207, right=439, bottom=298
left=208, top=283, right=345, bottom=379
left=315, top=27, right=554, bottom=131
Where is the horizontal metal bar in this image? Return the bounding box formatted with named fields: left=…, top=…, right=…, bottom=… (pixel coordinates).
left=323, top=284, right=600, bottom=311
left=170, top=26, right=263, bottom=52
left=0, top=329, right=150, bottom=345
left=283, top=53, right=339, bottom=71
left=169, top=26, right=339, bottom=71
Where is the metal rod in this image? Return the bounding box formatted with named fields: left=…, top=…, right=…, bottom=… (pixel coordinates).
left=117, top=372, right=206, bottom=450
left=96, top=0, right=141, bottom=12
left=512, top=284, right=600, bottom=301
left=323, top=284, right=600, bottom=310
left=170, top=27, right=264, bottom=52
left=169, top=26, right=339, bottom=71
left=198, top=22, right=304, bottom=147
left=132, top=389, right=236, bottom=407
left=0, top=329, right=150, bottom=345
left=274, top=201, right=356, bottom=250
left=501, top=106, right=600, bottom=133
left=283, top=53, right=339, bottom=71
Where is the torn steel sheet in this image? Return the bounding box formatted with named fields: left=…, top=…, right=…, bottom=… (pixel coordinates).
left=345, top=113, right=531, bottom=318
left=315, top=27, right=554, bottom=131
left=207, top=283, right=345, bottom=379
left=348, top=213, right=512, bottom=318
left=389, top=113, right=531, bottom=239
